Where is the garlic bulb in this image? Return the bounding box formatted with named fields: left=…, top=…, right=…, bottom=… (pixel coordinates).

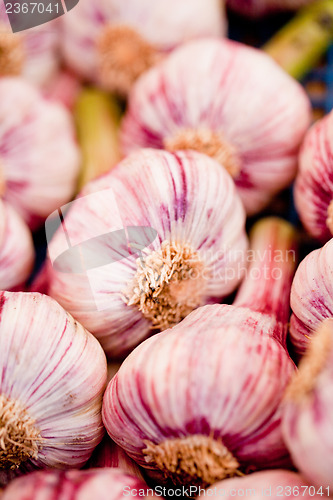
left=294, top=110, right=333, bottom=243
left=227, top=0, right=315, bottom=17
left=0, top=5, right=60, bottom=88
left=103, top=218, right=297, bottom=487
left=283, top=319, right=333, bottom=489
left=61, top=0, right=226, bottom=96
left=201, top=470, right=324, bottom=499
left=290, top=238, right=333, bottom=355
left=0, top=200, right=34, bottom=291
left=0, top=291, right=107, bottom=479
left=1, top=469, right=156, bottom=500
left=43, top=149, right=248, bottom=358
left=0, top=77, right=80, bottom=229
left=121, top=39, right=311, bottom=215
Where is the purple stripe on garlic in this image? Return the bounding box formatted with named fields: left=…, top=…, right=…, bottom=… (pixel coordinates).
left=0, top=292, right=107, bottom=481
left=294, top=110, right=333, bottom=243
left=1, top=468, right=157, bottom=500
left=0, top=78, right=80, bottom=230
left=44, top=149, right=248, bottom=358
left=283, top=319, right=333, bottom=489
left=0, top=200, right=34, bottom=291
left=226, top=0, right=315, bottom=17
left=102, top=218, right=297, bottom=487
left=61, top=0, right=226, bottom=96
left=290, top=238, right=333, bottom=355
left=120, top=38, right=311, bottom=215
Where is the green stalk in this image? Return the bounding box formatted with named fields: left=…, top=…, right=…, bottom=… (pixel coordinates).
left=263, top=0, right=333, bottom=80
left=75, top=88, right=122, bottom=191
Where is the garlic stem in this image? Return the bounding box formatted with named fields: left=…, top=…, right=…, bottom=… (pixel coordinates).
left=143, top=435, right=241, bottom=488
left=327, top=199, right=333, bottom=236
left=97, top=25, right=160, bottom=96
left=164, top=128, right=241, bottom=178
left=0, top=395, right=40, bottom=470
left=123, top=241, right=207, bottom=331
left=234, top=218, right=297, bottom=325
left=75, top=88, right=122, bottom=191
left=285, top=319, right=333, bottom=402
left=0, top=32, right=24, bottom=77
left=263, top=0, right=333, bottom=80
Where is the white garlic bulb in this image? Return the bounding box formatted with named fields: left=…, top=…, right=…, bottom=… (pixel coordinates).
left=120, top=38, right=311, bottom=215
left=290, top=238, right=333, bottom=356
left=0, top=77, right=80, bottom=229
left=61, top=0, right=226, bottom=95
left=0, top=291, right=107, bottom=481
left=42, top=149, right=248, bottom=358
left=0, top=200, right=34, bottom=291
left=0, top=5, right=60, bottom=88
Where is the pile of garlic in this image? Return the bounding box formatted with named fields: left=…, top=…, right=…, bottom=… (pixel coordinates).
left=1, top=0, right=333, bottom=498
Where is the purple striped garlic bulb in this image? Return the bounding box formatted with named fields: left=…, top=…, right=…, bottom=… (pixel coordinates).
left=102, top=218, right=297, bottom=487
left=0, top=77, right=80, bottom=229
left=43, top=149, right=248, bottom=358
left=290, top=238, right=333, bottom=355
left=61, top=0, right=226, bottom=96
left=121, top=39, right=311, bottom=215
left=201, top=470, right=324, bottom=499
left=0, top=5, right=60, bottom=88
left=0, top=291, right=107, bottom=480
left=283, top=319, right=333, bottom=489
left=0, top=200, right=34, bottom=291
left=294, top=110, right=333, bottom=243
left=1, top=469, right=156, bottom=500
left=226, top=0, right=315, bottom=17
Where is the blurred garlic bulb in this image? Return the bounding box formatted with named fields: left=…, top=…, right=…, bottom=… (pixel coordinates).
left=0, top=200, right=34, bottom=291
left=202, top=470, right=323, bottom=499
left=290, top=238, right=333, bottom=355
left=0, top=77, right=80, bottom=229
left=227, top=0, right=315, bottom=17
left=0, top=291, right=107, bottom=479
left=103, top=218, right=297, bottom=487
left=0, top=5, right=60, bottom=88
left=294, top=110, right=333, bottom=243
left=43, top=149, right=248, bottom=358
left=61, top=0, right=226, bottom=96
left=283, top=319, right=333, bottom=488
left=121, top=39, right=311, bottom=215
left=1, top=469, right=156, bottom=500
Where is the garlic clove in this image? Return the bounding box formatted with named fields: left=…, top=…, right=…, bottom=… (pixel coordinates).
left=1, top=468, right=157, bottom=500
left=44, top=149, right=248, bottom=358
left=0, top=291, right=107, bottom=481
left=0, top=200, right=34, bottom=291
left=289, top=238, right=333, bottom=355
left=294, top=110, right=333, bottom=243
left=120, top=38, right=311, bottom=215
left=61, top=0, right=226, bottom=96
left=0, top=77, right=80, bottom=230
left=283, top=319, right=333, bottom=489
left=227, top=0, right=316, bottom=17
left=200, top=470, right=325, bottom=499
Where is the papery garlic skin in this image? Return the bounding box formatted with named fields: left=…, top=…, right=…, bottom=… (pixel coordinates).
left=227, top=0, right=315, bottom=17
left=290, top=238, right=333, bottom=355
left=1, top=469, right=156, bottom=500
left=103, top=304, right=295, bottom=486
left=294, top=111, right=333, bottom=243
left=283, top=320, right=333, bottom=489
left=0, top=292, right=107, bottom=479
left=61, top=0, right=226, bottom=95
left=202, top=470, right=323, bottom=499
left=44, top=149, right=248, bottom=358
left=0, top=200, right=34, bottom=291
left=0, top=78, right=80, bottom=229
left=0, top=6, right=60, bottom=88
left=121, top=39, right=311, bottom=215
